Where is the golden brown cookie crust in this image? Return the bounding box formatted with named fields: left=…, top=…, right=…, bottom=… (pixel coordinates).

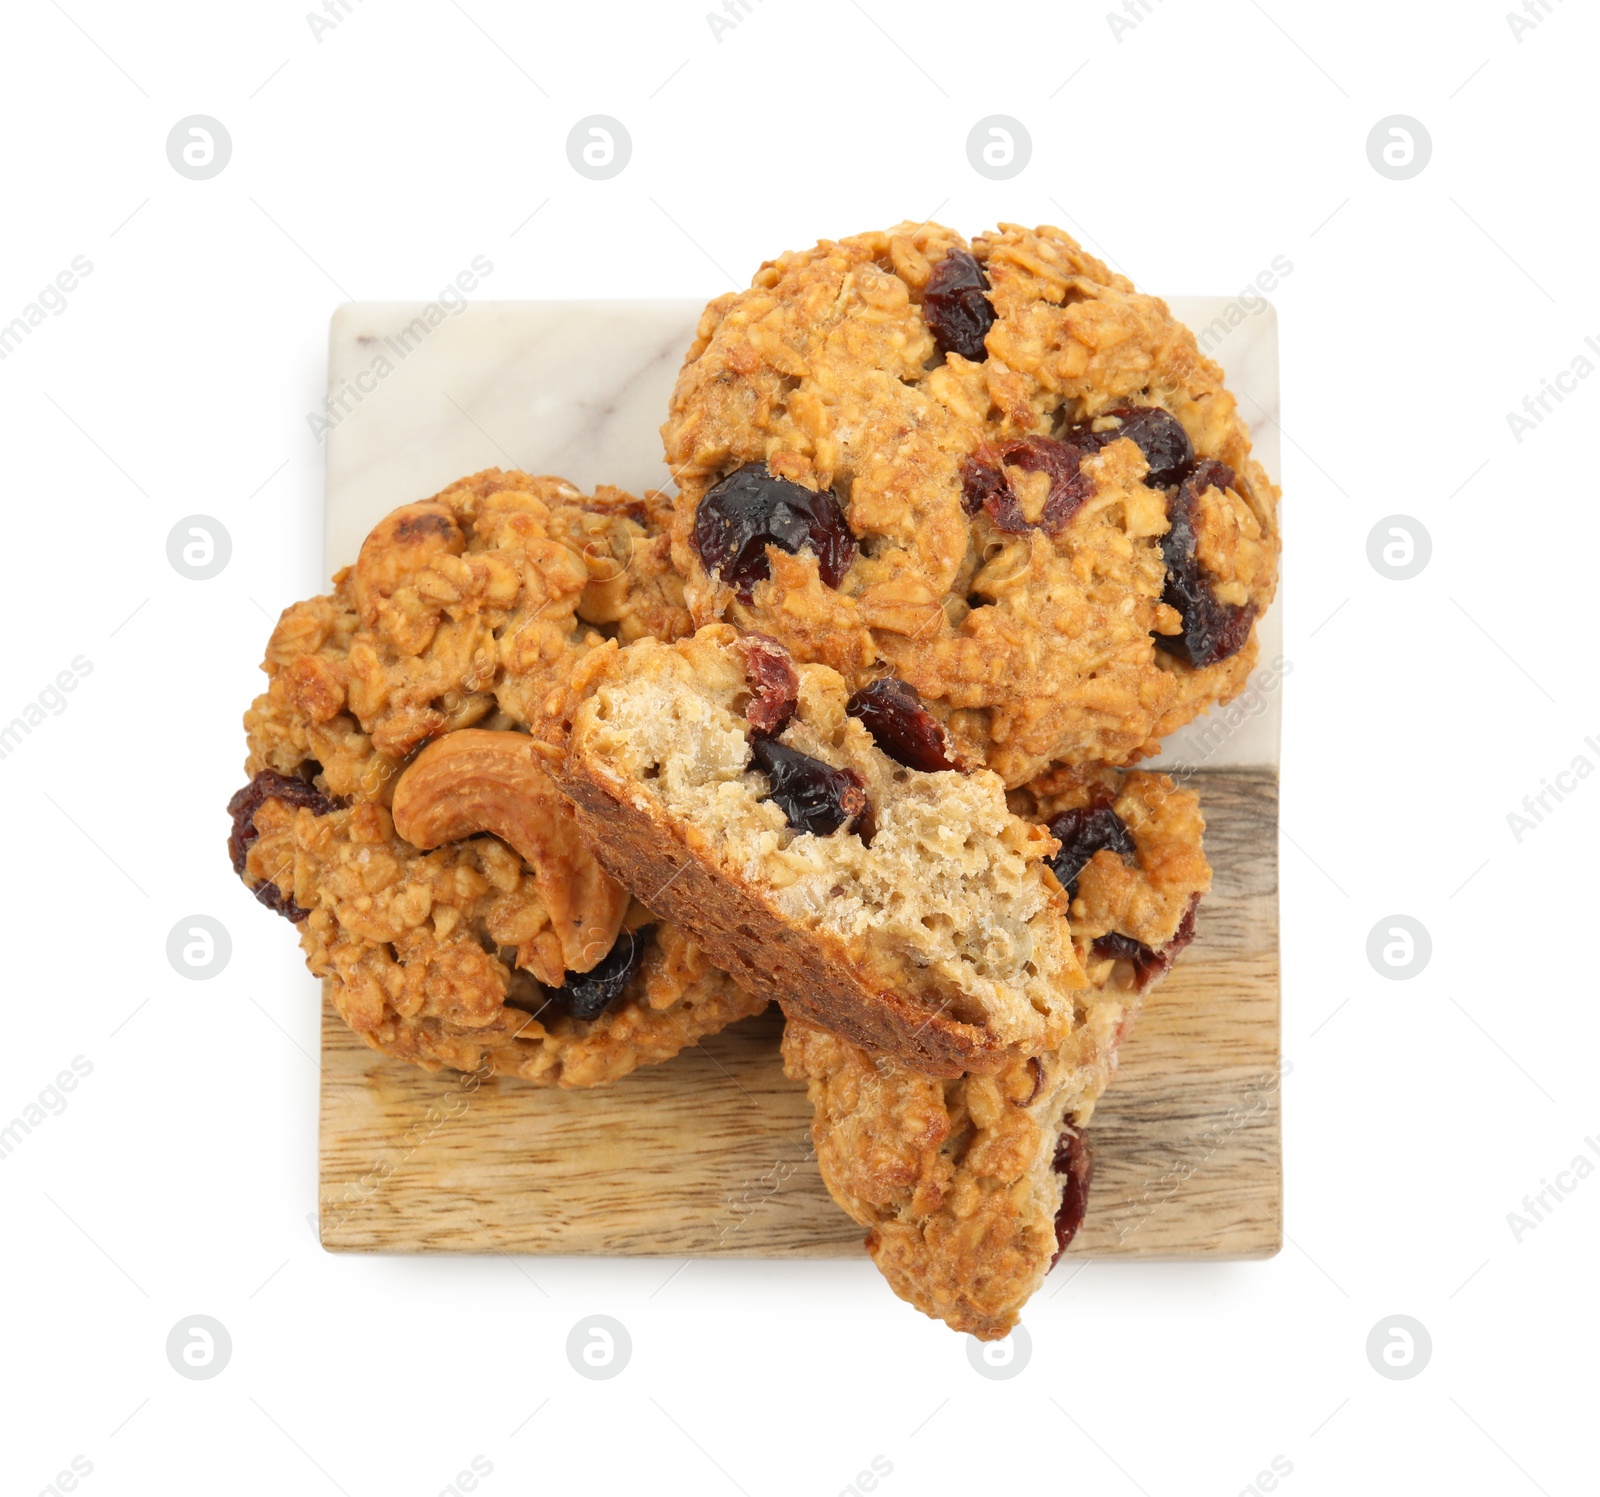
left=664, top=223, right=1279, bottom=785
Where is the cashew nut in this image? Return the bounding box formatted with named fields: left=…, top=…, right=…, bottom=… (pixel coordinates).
left=391, top=729, right=629, bottom=983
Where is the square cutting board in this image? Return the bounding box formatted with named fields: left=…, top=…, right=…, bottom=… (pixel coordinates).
left=317, top=298, right=1283, bottom=1260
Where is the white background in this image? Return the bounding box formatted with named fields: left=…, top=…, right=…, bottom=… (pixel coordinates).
left=1, top=1, right=1595, bottom=1493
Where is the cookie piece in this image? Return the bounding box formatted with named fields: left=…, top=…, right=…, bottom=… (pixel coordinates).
left=1012, top=764, right=1212, bottom=991
left=664, top=222, right=1279, bottom=785
left=243, top=468, right=690, bottom=802
left=229, top=747, right=763, bottom=1088
left=229, top=473, right=761, bottom=1086
left=558, top=625, right=1087, bottom=1078
left=783, top=767, right=1210, bottom=1338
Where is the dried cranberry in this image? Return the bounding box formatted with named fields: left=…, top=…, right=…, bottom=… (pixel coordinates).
left=553, top=925, right=654, bottom=1021
left=1091, top=895, right=1200, bottom=991
left=1000, top=437, right=1095, bottom=529
left=749, top=737, right=868, bottom=837
left=846, top=678, right=958, bottom=772
left=960, top=436, right=1092, bottom=535
left=736, top=634, right=799, bottom=737
left=958, top=454, right=1006, bottom=517
left=1050, top=1124, right=1094, bottom=1263
left=693, top=464, right=856, bottom=602
left=923, top=250, right=996, bottom=362
left=253, top=883, right=308, bottom=922
left=1155, top=460, right=1256, bottom=668
left=1067, top=404, right=1195, bottom=489
left=226, top=769, right=342, bottom=922
left=1046, top=804, right=1135, bottom=899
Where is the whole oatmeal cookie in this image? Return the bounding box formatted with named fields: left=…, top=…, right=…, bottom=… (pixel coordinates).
left=783, top=766, right=1210, bottom=1338
left=243, top=468, right=690, bottom=804
left=558, top=625, right=1086, bottom=1078
left=228, top=743, right=763, bottom=1088
left=664, top=222, right=1279, bottom=785
left=228, top=473, right=761, bottom=1086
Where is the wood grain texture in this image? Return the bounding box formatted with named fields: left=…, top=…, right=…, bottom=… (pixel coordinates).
left=318, top=768, right=1280, bottom=1260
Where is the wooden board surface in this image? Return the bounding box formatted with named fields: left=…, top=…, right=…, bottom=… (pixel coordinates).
left=318, top=768, right=1280, bottom=1260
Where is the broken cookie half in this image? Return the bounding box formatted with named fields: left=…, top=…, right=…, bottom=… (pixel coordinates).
left=558, top=625, right=1087, bottom=1077
left=785, top=767, right=1212, bottom=1338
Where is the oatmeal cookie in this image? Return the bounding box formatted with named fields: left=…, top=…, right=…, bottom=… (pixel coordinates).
left=228, top=473, right=761, bottom=1086
left=243, top=468, right=690, bottom=802
left=664, top=222, right=1279, bottom=785
left=558, top=625, right=1086, bottom=1078
left=783, top=767, right=1210, bottom=1338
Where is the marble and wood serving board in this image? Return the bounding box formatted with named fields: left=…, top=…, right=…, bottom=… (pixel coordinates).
left=317, top=299, right=1283, bottom=1260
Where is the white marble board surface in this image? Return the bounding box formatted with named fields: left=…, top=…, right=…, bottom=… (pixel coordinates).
left=325, top=298, right=1282, bottom=770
